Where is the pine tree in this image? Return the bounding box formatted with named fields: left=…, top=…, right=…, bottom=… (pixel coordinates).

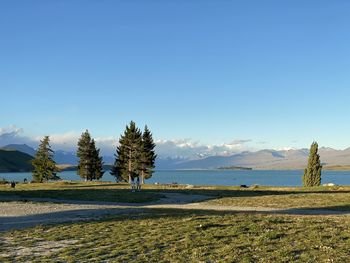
left=140, top=125, right=157, bottom=184
left=90, top=139, right=104, bottom=180
left=77, top=130, right=104, bottom=181
left=111, top=121, right=142, bottom=182
left=32, top=136, right=59, bottom=182
left=77, top=130, right=92, bottom=181
left=302, top=142, right=322, bottom=187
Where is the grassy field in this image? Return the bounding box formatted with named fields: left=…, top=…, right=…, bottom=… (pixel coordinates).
left=1, top=209, right=350, bottom=262
left=206, top=189, right=350, bottom=211
left=1, top=182, right=350, bottom=261
left=2, top=182, right=350, bottom=210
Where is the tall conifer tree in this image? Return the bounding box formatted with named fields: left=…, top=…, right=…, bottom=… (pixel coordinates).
left=302, top=142, right=322, bottom=187
left=77, top=130, right=104, bottom=181
left=111, top=121, right=142, bottom=182
left=77, top=130, right=92, bottom=181
left=111, top=122, right=157, bottom=184
left=90, top=139, right=104, bottom=180
left=140, top=125, right=157, bottom=184
left=32, top=136, right=60, bottom=182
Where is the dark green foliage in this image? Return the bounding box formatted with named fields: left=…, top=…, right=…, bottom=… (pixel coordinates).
left=77, top=130, right=92, bottom=180
left=90, top=139, right=104, bottom=180
left=140, top=126, right=157, bottom=183
left=32, top=136, right=60, bottom=182
left=111, top=121, right=156, bottom=184
left=111, top=121, right=142, bottom=182
left=77, top=130, right=104, bottom=181
left=302, top=142, right=322, bottom=187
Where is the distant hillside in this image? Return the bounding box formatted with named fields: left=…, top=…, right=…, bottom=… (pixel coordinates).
left=1, top=144, right=116, bottom=167
left=0, top=149, right=34, bottom=172
left=2, top=144, right=79, bottom=165
left=54, top=150, right=78, bottom=165
left=3, top=144, right=36, bottom=156
left=218, top=166, right=253, bottom=170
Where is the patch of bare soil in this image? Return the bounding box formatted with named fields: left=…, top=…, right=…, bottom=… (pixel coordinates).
left=0, top=236, right=79, bottom=257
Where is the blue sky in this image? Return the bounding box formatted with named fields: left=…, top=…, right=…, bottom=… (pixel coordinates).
left=1, top=1, right=350, bottom=155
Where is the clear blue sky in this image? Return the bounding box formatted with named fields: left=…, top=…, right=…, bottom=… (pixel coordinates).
left=1, top=1, right=350, bottom=150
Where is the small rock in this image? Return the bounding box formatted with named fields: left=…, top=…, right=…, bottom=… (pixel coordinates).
left=323, top=183, right=336, bottom=187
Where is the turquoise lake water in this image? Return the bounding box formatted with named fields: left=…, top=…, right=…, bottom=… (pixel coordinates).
left=1, top=170, right=350, bottom=187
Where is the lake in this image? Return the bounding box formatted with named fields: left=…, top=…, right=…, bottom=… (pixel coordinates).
left=1, top=170, right=350, bottom=187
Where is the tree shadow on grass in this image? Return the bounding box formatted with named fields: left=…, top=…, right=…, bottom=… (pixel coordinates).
left=0, top=189, right=165, bottom=204
left=1, top=187, right=350, bottom=206
left=59, top=183, right=127, bottom=189
left=0, top=206, right=242, bottom=232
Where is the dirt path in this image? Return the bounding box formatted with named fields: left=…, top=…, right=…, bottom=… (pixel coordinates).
left=1, top=193, right=349, bottom=232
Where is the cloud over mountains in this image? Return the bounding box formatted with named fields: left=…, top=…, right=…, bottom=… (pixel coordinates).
left=150, top=138, right=254, bottom=159
left=3, top=125, right=350, bottom=169
left=0, top=125, right=32, bottom=146
left=0, top=125, right=254, bottom=159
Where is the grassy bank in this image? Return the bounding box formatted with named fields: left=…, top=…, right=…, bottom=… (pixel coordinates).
left=1, top=209, right=350, bottom=262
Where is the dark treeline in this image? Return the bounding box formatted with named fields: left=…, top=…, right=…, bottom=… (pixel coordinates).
left=31, top=121, right=156, bottom=184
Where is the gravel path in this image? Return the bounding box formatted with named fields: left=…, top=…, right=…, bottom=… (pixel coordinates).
left=1, top=193, right=349, bottom=232
left=0, top=193, right=210, bottom=231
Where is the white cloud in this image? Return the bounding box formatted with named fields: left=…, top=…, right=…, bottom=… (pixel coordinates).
left=278, top=147, right=298, bottom=151
left=94, top=136, right=118, bottom=155
left=0, top=125, right=34, bottom=147
left=39, top=131, right=79, bottom=146
left=0, top=125, right=255, bottom=158
left=39, top=132, right=118, bottom=155
left=0, top=125, right=23, bottom=137
left=156, top=138, right=253, bottom=159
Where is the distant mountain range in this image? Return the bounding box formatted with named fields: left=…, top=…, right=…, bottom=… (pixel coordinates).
left=156, top=147, right=350, bottom=170
left=1, top=144, right=114, bottom=169
left=2, top=144, right=350, bottom=171
left=3, top=144, right=36, bottom=156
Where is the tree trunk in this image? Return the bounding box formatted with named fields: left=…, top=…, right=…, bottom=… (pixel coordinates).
left=141, top=170, right=145, bottom=184
left=128, top=149, right=132, bottom=183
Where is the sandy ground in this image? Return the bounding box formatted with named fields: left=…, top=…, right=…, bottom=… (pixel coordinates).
left=1, top=193, right=349, bottom=232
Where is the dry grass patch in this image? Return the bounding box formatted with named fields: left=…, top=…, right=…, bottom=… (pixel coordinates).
left=0, top=236, right=79, bottom=259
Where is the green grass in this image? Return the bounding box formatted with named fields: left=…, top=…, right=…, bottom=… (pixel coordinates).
left=2, top=182, right=350, bottom=210
left=1, top=209, right=350, bottom=262
left=206, top=191, right=350, bottom=211
left=162, top=185, right=350, bottom=211
left=2, top=182, right=350, bottom=261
